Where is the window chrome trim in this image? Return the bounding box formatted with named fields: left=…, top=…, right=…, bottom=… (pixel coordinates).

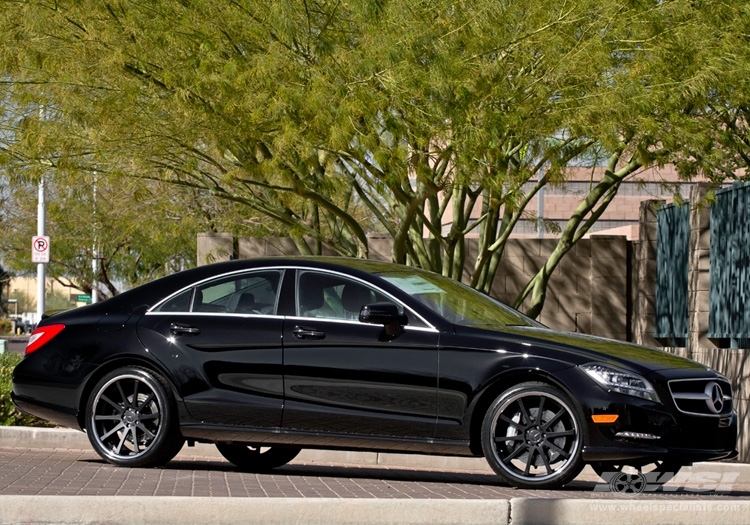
left=145, top=265, right=436, bottom=331
left=283, top=315, right=439, bottom=334
left=146, top=311, right=282, bottom=320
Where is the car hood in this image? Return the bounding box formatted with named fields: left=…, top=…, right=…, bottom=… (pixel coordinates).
left=462, top=325, right=708, bottom=375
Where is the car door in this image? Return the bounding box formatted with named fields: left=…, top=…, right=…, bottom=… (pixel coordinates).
left=282, top=269, right=440, bottom=439
left=137, top=269, right=285, bottom=428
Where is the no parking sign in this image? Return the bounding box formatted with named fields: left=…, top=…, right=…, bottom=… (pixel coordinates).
left=32, top=235, right=50, bottom=263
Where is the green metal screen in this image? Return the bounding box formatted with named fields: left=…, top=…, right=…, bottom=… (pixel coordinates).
left=709, top=182, right=750, bottom=347
left=655, top=202, right=690, bottom=345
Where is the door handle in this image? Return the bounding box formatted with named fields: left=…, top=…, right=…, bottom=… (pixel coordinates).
left=170, top=322, right=201, bottom=335
left=293, top=326, right=326, bottom=340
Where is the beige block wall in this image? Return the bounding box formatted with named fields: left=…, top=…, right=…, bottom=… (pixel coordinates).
left=197, top=231, right=748, bottom=460
left=198, top=234, right=632, bottom=339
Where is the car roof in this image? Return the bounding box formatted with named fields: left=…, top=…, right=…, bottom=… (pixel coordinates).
left=89, top=257, right=422, bottom=313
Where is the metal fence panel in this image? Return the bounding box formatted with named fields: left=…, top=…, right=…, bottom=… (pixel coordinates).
left=655, top=202, right=690, bottom=343
left=709, top=182, right=750, bottom=346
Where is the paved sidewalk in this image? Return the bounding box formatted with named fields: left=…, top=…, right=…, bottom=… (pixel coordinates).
left=2, top=426, right=750, bottom=524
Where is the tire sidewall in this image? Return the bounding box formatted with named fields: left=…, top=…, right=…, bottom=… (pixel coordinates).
left=86, top=366, right=182, bottom=467
left=481, top=381, right=585, bottom=489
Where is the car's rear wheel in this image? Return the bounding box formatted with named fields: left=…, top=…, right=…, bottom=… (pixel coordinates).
left=86, top=367, right=184, bottom=467
left=481, top=382, right=584, bottom=489
left=215, top=443, right=301, bottom=471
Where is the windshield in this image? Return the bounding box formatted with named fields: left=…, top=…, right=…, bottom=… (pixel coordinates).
left=378, top=270, right=540, bottom=328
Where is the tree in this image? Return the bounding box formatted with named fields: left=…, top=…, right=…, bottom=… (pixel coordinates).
left=0, top=170, right=240, bottom=299
left=0, top=0, right=739, bottom=316
left=0, top=263, right=9, bottom=316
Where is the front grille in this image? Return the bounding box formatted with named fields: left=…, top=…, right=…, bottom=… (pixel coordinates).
left=668, top=378, right=733, bottom=417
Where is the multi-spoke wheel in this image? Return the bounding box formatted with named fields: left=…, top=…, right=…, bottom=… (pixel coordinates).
left=481, top=382, right=584, bottom=489
left=86, top=367, right=184, bottom=467
left=592, top=460, right=683, bottom=491
left=215, top=443, right=301, bottom=471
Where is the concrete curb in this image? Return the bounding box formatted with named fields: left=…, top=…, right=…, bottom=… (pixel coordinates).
left=509, top=498, right=750, bottom=525
left=0, top=496, right=748, bottom=525
left=0, top=496, right=510, bottom=525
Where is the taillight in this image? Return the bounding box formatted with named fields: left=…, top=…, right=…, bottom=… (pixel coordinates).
left=26, top=324, right=66, bottom=355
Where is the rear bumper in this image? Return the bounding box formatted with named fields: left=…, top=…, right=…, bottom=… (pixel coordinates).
left=11, top=392, right=81, bottom=430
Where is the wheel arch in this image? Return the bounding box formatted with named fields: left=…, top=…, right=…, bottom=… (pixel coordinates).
left=77, top=355, right=181, bottom=430
left=467, top=368, right=582, bottom=456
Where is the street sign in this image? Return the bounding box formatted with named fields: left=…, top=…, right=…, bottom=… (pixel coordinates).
left=76, top=294, right=92, bottom=304
left=31, top=236, right=50, bottom=263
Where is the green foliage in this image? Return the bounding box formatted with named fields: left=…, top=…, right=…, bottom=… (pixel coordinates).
left=7, top=288, right=77, bottom=314
left=0, top=320, right=11, bottom=335
left=0, top=173, right=219, bottom=297
left=0, top=0, right=746, bottom=315
left=0, top=352, right=52, bottom=427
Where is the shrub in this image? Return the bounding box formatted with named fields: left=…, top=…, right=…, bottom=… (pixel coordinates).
left=0, top=352, right=53, bottom=427
left=0, top=319, right=11, bottom=335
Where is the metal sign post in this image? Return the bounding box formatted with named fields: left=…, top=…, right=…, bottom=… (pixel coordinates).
left=35, top=176, right=47, bottom=318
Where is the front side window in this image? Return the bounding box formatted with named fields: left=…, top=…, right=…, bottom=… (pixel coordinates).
left=297, top=271, right=389, bottom=321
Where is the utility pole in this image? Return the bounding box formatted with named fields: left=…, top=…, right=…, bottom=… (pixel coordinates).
left=92, top=173, right=98, bottom=304
left=537, top=184, right=545, bottom=239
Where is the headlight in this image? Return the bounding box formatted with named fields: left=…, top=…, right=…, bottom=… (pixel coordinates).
left=581, top=364, right=660, bottom=403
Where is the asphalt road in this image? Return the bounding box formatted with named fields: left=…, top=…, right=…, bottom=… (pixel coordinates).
left=0, top=335, right=27, bottom=355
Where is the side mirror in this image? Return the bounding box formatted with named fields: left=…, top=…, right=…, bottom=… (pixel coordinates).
left=359, top=302, right=408, bottom=337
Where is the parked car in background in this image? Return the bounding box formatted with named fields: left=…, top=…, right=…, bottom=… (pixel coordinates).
left=11, top=257, right=737, bottom=489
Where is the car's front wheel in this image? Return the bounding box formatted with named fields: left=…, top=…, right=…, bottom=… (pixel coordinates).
left=481, top=382, right=584, bottom=489
left=86, top=366, right=184, bottom=467
left=215, top=443, right=301, bottom=471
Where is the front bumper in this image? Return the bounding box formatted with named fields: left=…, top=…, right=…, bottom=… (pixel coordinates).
left=575, top=385, right=738, bottom=465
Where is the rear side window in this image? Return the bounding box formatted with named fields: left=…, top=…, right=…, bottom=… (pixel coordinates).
left=155, top=270, right=283, bottom=315
left=157, top=289, right=192, bottom=312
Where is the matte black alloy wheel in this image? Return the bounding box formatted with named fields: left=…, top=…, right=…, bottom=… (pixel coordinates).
left=86, top=367, right=184, bottom=467
left=482, top=382, right=584, bottom=489
left=215, top=443, right=301, bottom=471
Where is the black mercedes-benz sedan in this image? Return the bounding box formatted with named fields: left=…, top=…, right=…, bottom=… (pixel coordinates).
left=12, top=257, right=737, bottom=489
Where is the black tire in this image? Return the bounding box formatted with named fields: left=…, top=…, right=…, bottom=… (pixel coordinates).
left=481, top=381, right=585, bottom=489
left=592, top=460, right=683, bottom=490
left=86, top=366, right=184, bottom=467
left=215, top=443, right=301, bottom=471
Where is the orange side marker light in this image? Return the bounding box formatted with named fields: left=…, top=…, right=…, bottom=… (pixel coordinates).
left=591, top=414, right=619, bottom=424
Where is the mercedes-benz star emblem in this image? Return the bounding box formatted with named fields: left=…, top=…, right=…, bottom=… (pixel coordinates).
left=704, top=382, right=724, bottom=414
